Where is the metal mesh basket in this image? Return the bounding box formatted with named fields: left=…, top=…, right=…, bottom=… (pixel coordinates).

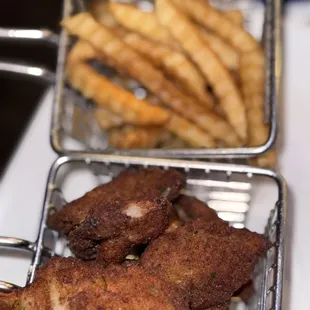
left=0, top=155, right=286, bottom=309
left=49, top=0, right=281, bottom=159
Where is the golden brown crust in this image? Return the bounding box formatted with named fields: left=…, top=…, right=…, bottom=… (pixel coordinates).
left=48, top=168, right=185, bottom=262
left=141, top=219, right=270, bottom=309
left=234, top=280, right=255, bottom=304
left=62, top=13, right=240, bottom=147
left=175, top=195, right=219, bottom=222
left=156, top=0, right=247, bottom=142
left=0, top=258, right=188, bottom=310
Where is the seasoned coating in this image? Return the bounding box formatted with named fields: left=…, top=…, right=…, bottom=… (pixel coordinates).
left=156, top=0, right=247, bottom=142
left=234, top=280, right=255, bottom=304
left=48, top=168, right=185, bottom=262
left=204, top=304, right=229, bottom=310
left=123, top=33, right=214, bottom=108
left=62, top=13, right=241, bottom=147
left=141, top=219, right=270, bottom=309
left=68, top=197, right=172, bottom=262
left=48, top=167, right=185, bottom=232
left=171, top=0, right=258, bottom=53
left=0, top=257, right=188, bottom=310
left=175, top=195, right=219, bottom=222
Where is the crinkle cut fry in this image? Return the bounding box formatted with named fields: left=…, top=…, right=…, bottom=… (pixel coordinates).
left=199, top=30, right=239, bottom=70
left=109, top=2, right=180, bottom=49
left=239, top=49, right=276, bottom=167
left=110, top=3, right=239, bottom=71
left=108, top=126, right=166, bottom=149
left=62, top=13, right=241, bottom=147
left=66, top=62, right=170, bottom=126
left=167, top=114, right=216, bottom=148
left=171, top=0, right=258, bottom=53
left=67, top=40, right=124, bottom=130
left=124, top=33, right=214, bottom=108
left=224, top=10, right=244, bottom=27
left=156, top=0, right=247, bottom=142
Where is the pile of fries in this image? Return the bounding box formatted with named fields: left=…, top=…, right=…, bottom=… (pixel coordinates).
left=63, top=0, right=275, bottom=167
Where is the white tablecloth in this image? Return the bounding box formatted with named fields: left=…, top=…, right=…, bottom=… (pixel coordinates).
left=1, top=3, right=310, bottom=308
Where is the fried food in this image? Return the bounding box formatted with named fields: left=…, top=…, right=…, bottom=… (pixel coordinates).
left=234, top=280, right=255, bottom=304
left=141, top=219, right=270, bottom=309
left=205, top=304, right=229, bottom=310
left=249, top=150, right=277, bottom=168
left=108, top=125, right=166, bottom=149
left=95, top=108, right=124, bottom=130
left=66, top=62, right=170, bottom=126
left=62, top=13, right=240, bottom=146
left=171, top=0, right=258, bottom=53
left=90, top=0, right=128, bottom=37
left=0, top=257, right=188, bottom=310
left=109, top=2, right=180, bottom=49
left=124, top=33, right=214, bottom=108
left=175, top=195, right=219, bottom=222
left=199, top=30, right=239, bottom=70
left=166, top=114, right=216, bottom=148
left=239, top=49, right=276, bottom=167
left=156, top=0, right=247, bottom=142
left=48, top=168, right=185, bottom=262
left=224, top=10, right=244, bottom=27
left=67, top=39, right=97, bottom=63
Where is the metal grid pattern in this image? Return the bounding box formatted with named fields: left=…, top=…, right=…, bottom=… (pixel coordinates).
left=50, top=0, right=281, bottom=158
left=0, top=156, right=286, bottom=309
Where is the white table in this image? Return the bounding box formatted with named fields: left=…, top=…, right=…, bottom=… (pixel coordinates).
left=1, top=3, right=310, bottom=309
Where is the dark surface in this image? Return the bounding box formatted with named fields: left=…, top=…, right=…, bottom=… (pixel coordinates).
left=0, top=0, right=62, bottom=175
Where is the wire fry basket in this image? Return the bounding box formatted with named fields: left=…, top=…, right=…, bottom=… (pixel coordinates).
left=0, top=156, right=286, bottom=309
left=50, top=0, right=281, bottom=159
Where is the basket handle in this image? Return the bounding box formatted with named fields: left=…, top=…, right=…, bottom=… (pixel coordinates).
left=0, top=28, right=58, bottom=45
left=0, top=236, right=35, bottom=252
left=0, top=61, right=55, bottom=83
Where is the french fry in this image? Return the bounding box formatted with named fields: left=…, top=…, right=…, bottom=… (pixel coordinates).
left=166, top=114, right=216, bottom=148
left=124, top=33, right=214, bottom=108
left=62, top=13, right=241, bottom=146
left=109, top=2, right=179, bottom=49
left=240, top=49, right=276, bottom=167
left=67, top=40, right=97, bottom=63
left=249, top=151, right=276, bottom=168
left=156, top=0, right=247, bottom=141
left=66, top=62, right=170, bottom=126
left=224, top=10, right=244, bottom=27
left=239, top=49, right=267, bottom=145
left=170, top=0, right=258, bottom=53
left=95, top=108, right=124, bottom=130
left=199, top=30, right=239, bottom=70
left=110, top=2, right=239, bottom=70
left=90, top=0, right=128, bottom=37
left=109, top=126, right=165, bottom=149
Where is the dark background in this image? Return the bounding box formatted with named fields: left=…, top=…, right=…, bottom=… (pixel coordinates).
left=0, top=0, right=62, bottom=174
